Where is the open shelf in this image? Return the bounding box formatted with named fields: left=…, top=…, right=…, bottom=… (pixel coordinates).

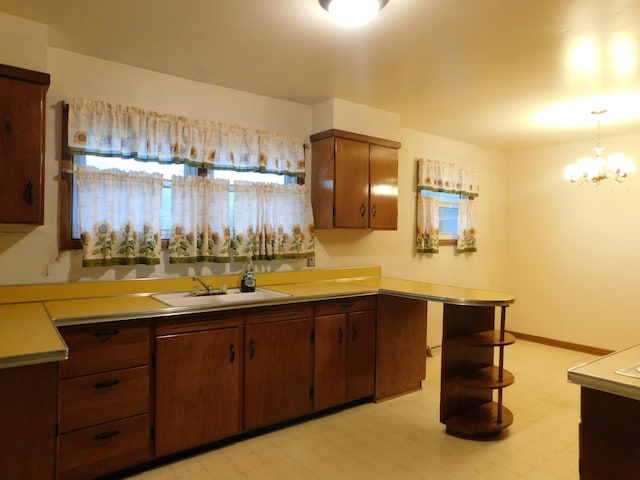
left=445, top=402, right=514, bottom=439
left=445, top=366, right=514, bottom=389
left=440, top=304, right=515, bottom=439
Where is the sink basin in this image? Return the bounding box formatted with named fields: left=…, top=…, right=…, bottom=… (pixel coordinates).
left=152, top=287, right=290, bottom=308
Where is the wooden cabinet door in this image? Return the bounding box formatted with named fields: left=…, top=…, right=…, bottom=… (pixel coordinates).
left=0, top=363, right=57, bottom=480
left=334, top=137, right=370, bottom=228
left=244, top=318, right=313, bottom=430
left=369, top=144, right=398, bottom=230
left=375, top=295, right=427, bottom=400
left=155, top=325, right=241, bottom=456
left=346, top=309, right=376, bottom=402
left=0, top=67, right=48, bottom=224
left=313, top=313, right=347, bottom=411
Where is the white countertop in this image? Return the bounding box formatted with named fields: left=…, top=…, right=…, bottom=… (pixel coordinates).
left=568, top=344, right=640, bottom=401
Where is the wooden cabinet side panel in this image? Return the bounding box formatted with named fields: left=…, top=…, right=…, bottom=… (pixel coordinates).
left=0, top=363, right=57, bottom=480
left=579, top=387, right=640, bottom=479
left=311, top=136, right=335, bottom=229
left=369, top=144, right=398, bottom=230
left=346, top=309, right=376, bottom=402
left=313, top=313, right=347, bottom=411
left=334, top=138, right=370, bottom=228
left=244, top=318, right=313, bottom=430
left=0, top=76, right=46, bottom=224
left=155, top=326, right=242, bottom=456
left=375, top=295, right=427, bottom=400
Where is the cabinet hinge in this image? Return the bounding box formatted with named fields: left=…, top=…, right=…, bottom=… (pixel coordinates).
left=310, top=387, right=314, bottom=399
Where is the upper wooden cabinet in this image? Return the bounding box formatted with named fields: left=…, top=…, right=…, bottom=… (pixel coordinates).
left=0, top=64, right=50, bottom=224
left=310, top=129, right=400, bottom=230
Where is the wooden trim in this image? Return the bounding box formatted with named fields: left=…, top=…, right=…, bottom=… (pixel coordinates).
left=309, top=129, right=401, bottom=150
left=58, top=102, right=76, bottom=250
left=0, top=63, right=50, bottom=86
left=508, top=331, right=613, bottom=356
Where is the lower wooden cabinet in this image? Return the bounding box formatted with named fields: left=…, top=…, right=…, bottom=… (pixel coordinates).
left=579, top=387, right=640, bottom=479
left=313, top=296, right=376, bottom=411
left=0, top=362, right=57, bottom=480
left=375, top=294, right=428, bottom=400
left=244, top=304, right=314, bottom=430
left=57, top=320, right=152, bottom=480
left=155, top=312, right=242, bottom=457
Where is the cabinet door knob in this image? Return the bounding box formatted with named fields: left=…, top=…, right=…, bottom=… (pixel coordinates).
left=23, top=181, right=34, bottom=206
left=360, top=203, right=366, bottom=218
left=230, top=342, right=236, bottom=363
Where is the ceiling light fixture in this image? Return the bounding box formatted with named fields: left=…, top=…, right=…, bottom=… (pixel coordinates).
left=564, top=110, right=635, bottom=186
left=319, top=0, right=389, bottom=28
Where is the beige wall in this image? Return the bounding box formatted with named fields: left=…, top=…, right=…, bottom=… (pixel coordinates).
left=506, top=133, right=640, bottom=351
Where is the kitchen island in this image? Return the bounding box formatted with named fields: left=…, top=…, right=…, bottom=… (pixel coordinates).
left=568, top=345, right=640, bottom=479
left=0, top=267, right=515, bottom=479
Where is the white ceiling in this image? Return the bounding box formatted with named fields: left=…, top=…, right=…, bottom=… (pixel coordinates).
left=3, top=0, right=640, bottom=151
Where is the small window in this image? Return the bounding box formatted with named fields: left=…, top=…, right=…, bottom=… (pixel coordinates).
left=420, top=190, right=465, bottom=242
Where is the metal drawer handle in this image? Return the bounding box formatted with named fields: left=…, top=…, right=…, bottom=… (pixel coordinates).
left=93, top=379, right=120, bottom=389
left=338, top=326, right=344, bottom=344
left=352, top=324, right=358, bottom=341
left=249, top=339, right=256, bottom=359
left=93, top=430, right=120, bottom=441
left=230, top=342, right=236, bottom=363
left=93, top=329, right=120, bottom=338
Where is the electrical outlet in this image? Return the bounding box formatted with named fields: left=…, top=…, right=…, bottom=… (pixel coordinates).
left=307, top=256, right=315, bottom=267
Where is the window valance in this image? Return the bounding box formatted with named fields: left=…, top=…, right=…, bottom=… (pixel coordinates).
left=416, top=158, right=479, bottom=197
left=66, top=98, right=306, bottom=177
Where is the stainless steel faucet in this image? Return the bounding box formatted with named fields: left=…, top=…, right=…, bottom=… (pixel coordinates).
left=192, top=276, right=214, bottom=295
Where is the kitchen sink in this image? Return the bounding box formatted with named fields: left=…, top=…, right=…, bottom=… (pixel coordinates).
left=152, top=287, right=290, bottom=308
left=614, top=363, right=640, bottom=379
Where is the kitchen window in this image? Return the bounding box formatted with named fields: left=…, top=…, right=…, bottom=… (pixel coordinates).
left=58, top=99, right=311, bottom=263
left=66, top=155, right=289, bottom=244
left=420, top=190, right=464, bottom=244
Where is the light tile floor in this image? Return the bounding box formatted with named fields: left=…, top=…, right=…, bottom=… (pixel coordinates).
left=128, top=340, right=596, bottom=480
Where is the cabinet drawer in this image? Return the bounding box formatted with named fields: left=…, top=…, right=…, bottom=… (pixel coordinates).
left=245, top=303, right=313, bottom=324
left=315, top=296, right=376, bottom=316
left=156, top=311, right=241, bottom=335
left=57, top=414, right=151, bottom=480
left=59, top=320, right=151, bottom=378
left=59, top=366, right=149, bottom=433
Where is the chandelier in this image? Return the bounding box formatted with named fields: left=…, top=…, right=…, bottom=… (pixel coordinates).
left=319, top=0, right=389, bottom=28
left=564, top=110, right=635, bottom=186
